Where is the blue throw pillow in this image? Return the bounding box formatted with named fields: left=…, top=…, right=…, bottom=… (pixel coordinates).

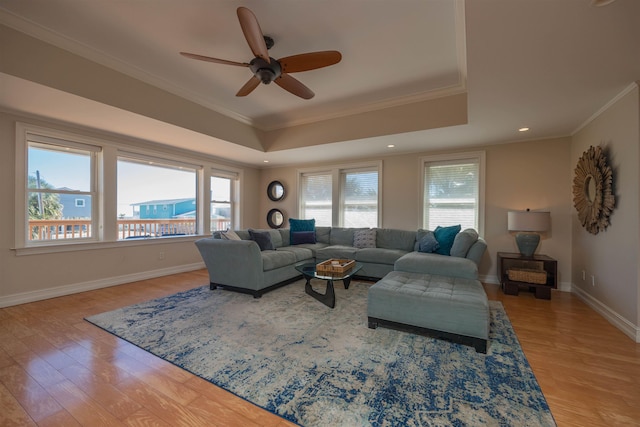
left=434, top=224, right=461, bottom=255
left=291, top=231, right=316, bottom=245
left=418, top=231, right=440, bottom=253
left=289, top=218, right=315, bottom=244
left=248, top=229, right=274, bottom=251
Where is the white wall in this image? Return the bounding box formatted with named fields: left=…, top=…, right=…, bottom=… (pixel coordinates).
left=0, top=111, right=261, bottom=307
left=571, top=83, right=640, bottom=340
left=259, top=137, right=573, bottom=288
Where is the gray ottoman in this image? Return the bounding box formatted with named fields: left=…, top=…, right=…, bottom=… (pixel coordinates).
left=367, top=271, right=490, bottom=353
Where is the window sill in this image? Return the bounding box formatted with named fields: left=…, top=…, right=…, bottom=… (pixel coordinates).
left=13, top=234, right=208, bottom=256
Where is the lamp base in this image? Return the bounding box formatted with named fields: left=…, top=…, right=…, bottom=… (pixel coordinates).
left=515, top=233, right=540, bottom=257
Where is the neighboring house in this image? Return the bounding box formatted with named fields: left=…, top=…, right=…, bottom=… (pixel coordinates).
left=58, top=188, right=92, bottom=219
left=131, top=198, right=196, bottom=219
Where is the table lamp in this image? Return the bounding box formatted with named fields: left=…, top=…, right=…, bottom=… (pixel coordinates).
left=507, top=209, right=551, bottom=257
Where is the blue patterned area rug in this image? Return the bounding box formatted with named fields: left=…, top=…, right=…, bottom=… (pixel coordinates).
left=86, top=280, right=555, bottom=426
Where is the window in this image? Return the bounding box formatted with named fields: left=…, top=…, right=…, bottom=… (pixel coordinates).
left=341, top=168, right=379, bottom=227
left=299, top=162, right=381, bottom=227
left=421, top=152, right=485, bottom=233
left=22, top=132, right=99, bottom=244
left=16, top=122, right=242, bottom=252
left=300, top=172, right=333, bottom=226
left=117, top=155, right=198, bottom=239
left=211, top=169, right=239, bottom=232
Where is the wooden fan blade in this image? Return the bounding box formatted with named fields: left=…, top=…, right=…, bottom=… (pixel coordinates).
left=237, top=7, right=270, bottom=63
left=236, top=76, right=260, bottom=97
left=180, top=52, right=249, bottom=67
left=275, top=73, right=315, bottom=99
left=279, top=51, right=342, bottom=73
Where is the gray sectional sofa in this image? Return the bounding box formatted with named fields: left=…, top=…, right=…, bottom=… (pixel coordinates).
left=195, top=226, right=486, bottom=297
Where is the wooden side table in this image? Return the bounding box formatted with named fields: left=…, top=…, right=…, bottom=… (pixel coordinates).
left=497, top=252, right=557, bottom=299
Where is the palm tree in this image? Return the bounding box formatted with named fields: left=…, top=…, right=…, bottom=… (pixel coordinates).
left=28, top=174, right=63, bottom=219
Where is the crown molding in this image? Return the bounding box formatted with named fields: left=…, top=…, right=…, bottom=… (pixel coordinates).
left=0, top=9, right=254, bottom=127
left=572, top=81, right=639, bottom=135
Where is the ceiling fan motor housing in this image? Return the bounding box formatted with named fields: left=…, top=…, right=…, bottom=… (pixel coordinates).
left=250, top=57, right=281, bottom=84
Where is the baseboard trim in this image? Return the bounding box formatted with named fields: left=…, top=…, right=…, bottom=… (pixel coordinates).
left=571, top=284, right=640, bottom=343
left=0, top=262, right=205, bottom=308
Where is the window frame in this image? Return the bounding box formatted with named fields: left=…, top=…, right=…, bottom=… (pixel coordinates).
left=297, top=161, right=382, bottom=227
left=209, top=166, right=241, bottom=233
left=420, top=151, right=486, bottom=235
left=16, top=124, right=101, bottom=248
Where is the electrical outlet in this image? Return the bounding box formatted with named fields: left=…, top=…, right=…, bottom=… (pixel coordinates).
left=158, top=251, right=165, bottom=260
left=591, top=275, right=595, bottom=287
left=582, top=270, right=586, bottom=281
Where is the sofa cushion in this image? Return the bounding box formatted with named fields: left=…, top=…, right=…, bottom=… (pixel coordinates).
left=330, top=227, right=365, bottom=246
left=261, top=250, right=297, bottom=271
left=291, top=231, right=316, bottom=245
left=316, top=245, right=358, bottom=261
left=450, top=228, right=479, bottom=258
left=395, top=251, right=478, bottom=280
left=353, top=229, right=376, bottom=248
left=375, top=228, right=417, bottom=251
left=434, top=224, right=461, bottom=255
left=356, top=247, right=408, bottom=265
left=235, top=230, right=250, bottom=240
left=418, top=231, right=440, bottom=253
left=315, top=226, right=331, bottom=244
left=249, top=229, right=275, bottom=251
left=275, top=246, right=314, bottom=262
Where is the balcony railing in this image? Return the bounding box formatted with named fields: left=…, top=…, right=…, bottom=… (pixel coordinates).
left=28, top=218, right=231, bottom=241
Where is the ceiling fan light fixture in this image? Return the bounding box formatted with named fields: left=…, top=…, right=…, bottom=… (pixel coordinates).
left=257, top=69, right=275, bottom=84
left=250, top=57, right=282, bottom=84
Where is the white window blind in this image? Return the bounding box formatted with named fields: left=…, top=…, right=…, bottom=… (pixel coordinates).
left=423, top=157, right=480, bottom=231
left=301, top=173, right=332, bottom=226
left=341, top=169, right=378, bottom=227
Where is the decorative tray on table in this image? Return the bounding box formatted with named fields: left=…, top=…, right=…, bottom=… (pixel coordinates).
left=316, top=258, right=355, bottom=274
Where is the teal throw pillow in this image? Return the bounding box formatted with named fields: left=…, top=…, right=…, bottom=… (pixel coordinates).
left=418, top=231, right=440, bottom=253
left=434, top=224, right=461, bottom=255
left=289, top=218, right=315, bottom=244
left=248, top=229, right=274, bottom=251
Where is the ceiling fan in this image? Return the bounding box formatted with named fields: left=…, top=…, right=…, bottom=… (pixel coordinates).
left=180, top=7, right=342, bottom=100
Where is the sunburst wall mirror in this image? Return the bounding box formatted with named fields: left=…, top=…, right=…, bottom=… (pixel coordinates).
left=572, top=145, right=615, bottom=234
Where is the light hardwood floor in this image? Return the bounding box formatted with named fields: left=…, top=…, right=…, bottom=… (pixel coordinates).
left=1, top=270, right=639, bottom=426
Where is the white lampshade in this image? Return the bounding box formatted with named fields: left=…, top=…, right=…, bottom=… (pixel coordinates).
left=507, top=210, right=551, bottom=232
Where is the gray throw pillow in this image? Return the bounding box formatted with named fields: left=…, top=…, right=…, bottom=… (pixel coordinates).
left=450, top=228, right=479, bottom=258
left=220, top=229, right=241, bottom=240
left=248, top=229, right=274, bottom=251
left=418, top=231, right=440, bottom=253
left=353, top=229, right=376, bottom=248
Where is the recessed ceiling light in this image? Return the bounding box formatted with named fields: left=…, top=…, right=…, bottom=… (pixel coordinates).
left=387, top=144, right=395, bottom=148
left=263, top=160, right=269, bottom=163
left=518, top=127, right=530, bottom=132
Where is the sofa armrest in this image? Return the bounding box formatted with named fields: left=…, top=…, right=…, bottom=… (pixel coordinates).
left=194, top=238, right=263, bottom=290
left=465, top=238, right=487, bottom=266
